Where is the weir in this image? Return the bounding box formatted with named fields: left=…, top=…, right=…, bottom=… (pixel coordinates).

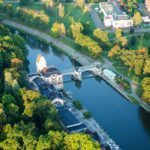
left=62, top=62, right=102, bottom=81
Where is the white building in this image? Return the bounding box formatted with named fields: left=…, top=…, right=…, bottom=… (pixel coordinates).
left=103, top=69, right=116, bottom=81
left=36, top=55, right=64, bottom=90
left=99, top=2, right=133, bottom=28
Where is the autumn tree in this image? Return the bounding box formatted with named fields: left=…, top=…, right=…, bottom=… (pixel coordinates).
left=64, top=133, right=100, bottom=150
left=60, top=23, right=66, bottom=35
left=43, top=0, right=54, bottom=9
left=108, top=45, right=121, bottom=58
left=58, top=3, right=65, bottom=18
left=133, top=11, right=142, bottom=26
left=51, top=22, right=60, bottom=37
left=76, top=0, right=84, bottom=9
left=142, top=78, right=150, bottom=104
left=93, top=28, right=110, bottom=46
left=70, top=22, right=83, bottom=38
left=115, top=29, right=128, bottom=47
left=144, top=58, right=150, bottom=74
left=51, top=22, right=66, bottom=37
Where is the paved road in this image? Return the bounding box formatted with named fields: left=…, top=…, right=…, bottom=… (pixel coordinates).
left=89, top=7, right=105, bottom=29
left=2, top=19, right=93, bottom=66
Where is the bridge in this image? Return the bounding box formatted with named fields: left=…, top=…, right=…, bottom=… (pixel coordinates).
left=61, top=62, right=102, bottom=81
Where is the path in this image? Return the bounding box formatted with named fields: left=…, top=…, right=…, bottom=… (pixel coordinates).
left=2, top=19, right=92, bottom=66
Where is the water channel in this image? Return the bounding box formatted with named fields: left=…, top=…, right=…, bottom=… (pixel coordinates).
left=23, top=33, right=150, bottom=150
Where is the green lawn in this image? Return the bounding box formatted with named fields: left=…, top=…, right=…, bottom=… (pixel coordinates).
left=11, top=3, right=96, bottom=35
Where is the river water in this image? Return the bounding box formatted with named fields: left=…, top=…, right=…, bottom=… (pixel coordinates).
left=25, top=34, right=150, bottom=150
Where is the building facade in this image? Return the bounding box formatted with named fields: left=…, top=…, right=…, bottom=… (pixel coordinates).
left=36, top=55, right=64, bottom=90
left=145, top=0, right=150, bottom=12
left=99, top=2, right=133, bottom=28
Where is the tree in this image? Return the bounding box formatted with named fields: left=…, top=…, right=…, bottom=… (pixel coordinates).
left=43, top=0, right=54, bottom=9
left=58, top=3, right=65, bottom=18
left=93, top=28, right=110, bottom=45
left=36, top=135, right=51, bottom=150
left=133, top=11, right=142, bottom=26
left=0, top=103, right=6, bottom=127
left=51, top=22, right=61, bottom=37
left=75, top=33, right=102, bottom=57
left=60, top=23, right=66, bottom=35
left=64, top=133, right=100, bottom=150
left=144, top=58, right=150, bottom=74
left=115, top=28, right=122, bottom=40
left=12, top=79, right=20, bottom=96
left=142, top=78, right=150, bottom=104
left=115, top=29, right=128, bottom=47
left=70, top=22, right=83, bottom=38
left=48, top=131, right=64, bottom=149
left=2, top=94, right=16, bottom=107
left=4, top=70, right=13, bottom=93
left=108, top=45, right=121, bottom=58
left=76, top=0, right=84, bottom=9
left=119, top=0, right=137, bottom=14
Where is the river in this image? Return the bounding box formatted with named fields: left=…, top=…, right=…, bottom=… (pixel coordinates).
left=24, top=34, right=150, bottom=150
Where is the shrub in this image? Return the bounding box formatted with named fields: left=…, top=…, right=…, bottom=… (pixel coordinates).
left=73, top=100, right=83, bottom=110
left=83, top=111, right=92, bottom=119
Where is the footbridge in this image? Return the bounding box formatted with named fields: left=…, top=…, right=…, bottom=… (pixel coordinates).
left=61, top=62, right=102, bottom=81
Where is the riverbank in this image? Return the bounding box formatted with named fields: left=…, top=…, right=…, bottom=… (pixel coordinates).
left=2, top=19, right=150, bottom=112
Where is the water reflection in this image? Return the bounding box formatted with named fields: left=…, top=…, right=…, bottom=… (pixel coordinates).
left=139, top=107, right=150, bottom=137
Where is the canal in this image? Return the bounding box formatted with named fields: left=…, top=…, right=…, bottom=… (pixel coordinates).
left=25, top=34, right=150, bottom=150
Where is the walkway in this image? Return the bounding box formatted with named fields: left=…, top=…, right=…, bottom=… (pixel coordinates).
left=2, top=19, right=150, bottom=112
left=2, top=19, right=92, bottom=66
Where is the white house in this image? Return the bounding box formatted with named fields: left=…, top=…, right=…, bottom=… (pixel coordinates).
left=36, top=55, right=64, bottom=90
left=99, top=2, right=133, bottom=28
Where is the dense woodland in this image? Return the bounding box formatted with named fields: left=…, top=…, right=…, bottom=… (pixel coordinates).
left=0, top=24, right=100, bottom=149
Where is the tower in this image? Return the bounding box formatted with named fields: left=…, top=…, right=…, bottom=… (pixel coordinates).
left=36, top=55, right=47, bottom=73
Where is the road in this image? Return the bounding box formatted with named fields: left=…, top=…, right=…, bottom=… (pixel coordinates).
left=2, top=19, right=93, bottom=66
left=89, top=6, right=105, bottom=29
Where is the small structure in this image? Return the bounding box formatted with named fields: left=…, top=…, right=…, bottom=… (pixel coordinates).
left=52, top=98, right=65, bottom=108
left=99, top=1, right=133, bottom=28
left=103, top=69, right=116, bottom=81
left=58, top=108, right=87, bottom=133
left=142, top=16, right=150, bottom=23
left=36, top=55, right=64, bottom=90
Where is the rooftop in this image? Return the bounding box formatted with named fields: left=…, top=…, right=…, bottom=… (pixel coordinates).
left=58, top=108, right=81, bottom=128
left=100, top=1, right=124, bottom=16
left=40, top=66, right=61, bottom=77
left=67, top=123, right=87, bottom=132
